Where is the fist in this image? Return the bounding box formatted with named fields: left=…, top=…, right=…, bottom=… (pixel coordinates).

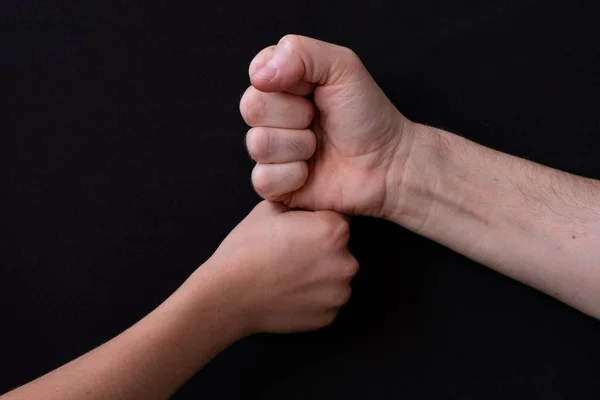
left=240, top=35, right=414, bottom=217
left=205, top=201, right=358, bottom=334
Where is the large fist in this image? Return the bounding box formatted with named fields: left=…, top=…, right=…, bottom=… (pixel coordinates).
left=240, top=35, right=413, bottom=217
left=203, top=201, right=358, bottom=334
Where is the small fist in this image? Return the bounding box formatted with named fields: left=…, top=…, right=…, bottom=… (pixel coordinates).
left=205, top=201, right=359, bottom=334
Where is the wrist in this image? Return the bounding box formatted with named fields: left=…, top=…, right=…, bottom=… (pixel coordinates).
left=382, top=120, right=445, bottom=232
left=183, top=260, right=255, bottom=339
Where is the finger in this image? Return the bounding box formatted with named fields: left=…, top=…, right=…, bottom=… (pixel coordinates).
left=240, top=86, right=314, bottom=129
left=249, top=45, right=316, bottom=96
left=314, top=209, right=350, bottom=224
left=246, top=127, right=316, bottom=163
left=252, top=162, right=308, bottom=200
left=340, top=254, right=360, bottom=282
left=318, top=285, right=352, bottom=309
left=250, top=34, right=369, bottom=92
left=319, top=310, right=339, bottom=327
left=301, top=310, right=340, bottom=330
left=312, top=211, right=351, bottom=248
left=251, top=200, right=289, bottom=216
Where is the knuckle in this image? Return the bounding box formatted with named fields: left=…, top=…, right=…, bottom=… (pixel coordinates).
left=340, top=46, right=361, bottom=64
left=322, top=311, right=338, bottom=326
left=331, top=287, right=351, bottom=307
left=343, top=259, right=360, bottom=279
left=332, top=218, right=350, bottom=243
left=310, top=318, right=326, bottom=330
left=316, top=217, right=334, bottom=238
left=328, top=257, right=359, bottom=282
left=246, top=128, right=274, bottom=160
left=278, top=34, right=302, bottom=50
left=240, top=87, right=266, bottom=125
left=317, top=214, right=350, bottom=245
left=312, top=312, right=337, bottom=329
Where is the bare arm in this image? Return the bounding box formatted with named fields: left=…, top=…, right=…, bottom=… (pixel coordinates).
left=238, top=35, right=599, bottom=317
left=386, top=122, right=600, bottom=317
left=1, top=201, right=357, bottom=400
left=1, top=267, right=243, bottom=400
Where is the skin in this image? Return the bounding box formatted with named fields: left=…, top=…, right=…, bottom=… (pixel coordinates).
left=1, top=201, right=358, bottom=399
left=241, top=34, right=600, bottom=319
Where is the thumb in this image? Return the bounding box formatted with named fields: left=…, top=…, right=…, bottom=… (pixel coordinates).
left=250, top=35, right=367, bottom=93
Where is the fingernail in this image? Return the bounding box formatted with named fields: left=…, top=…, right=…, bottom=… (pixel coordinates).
left=253, top=65, right=277, bottom=81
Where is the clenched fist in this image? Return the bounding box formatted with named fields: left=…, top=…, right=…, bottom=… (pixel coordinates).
left=202, top=201, right=358, bottom=333
left=240, top=35, right=414, bottom=217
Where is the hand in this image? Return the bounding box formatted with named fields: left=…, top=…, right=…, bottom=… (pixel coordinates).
left=240, top=35, right=414, bottom=217
left=200, top=201, right=358, bottom=334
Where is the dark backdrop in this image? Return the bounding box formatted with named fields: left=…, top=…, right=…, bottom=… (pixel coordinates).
left=2, top=1, right=600, bottom=399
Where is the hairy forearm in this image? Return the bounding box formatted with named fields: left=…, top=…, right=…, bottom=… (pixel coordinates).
left=389, top=122, right=600, bottom=318
left=2, top=265, right=245, bottom=400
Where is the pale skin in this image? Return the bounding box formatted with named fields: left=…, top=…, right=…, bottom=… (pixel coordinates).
left=5, top=34, right=599, bottom=400
left=241, top=34, right=600, bottom=319
left=1, top=201, right=358, bottom=399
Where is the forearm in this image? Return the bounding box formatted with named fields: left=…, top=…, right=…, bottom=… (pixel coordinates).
left=2, top=264, right=246, bottom=400
left=388, top=122, right=600, bottom=317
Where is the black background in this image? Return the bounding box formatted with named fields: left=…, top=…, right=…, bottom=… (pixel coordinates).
left=2, top=1, right=600, bottom=398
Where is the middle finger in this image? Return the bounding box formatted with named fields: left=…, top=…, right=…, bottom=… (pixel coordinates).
left=240, top=86, right=315, bottom=129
